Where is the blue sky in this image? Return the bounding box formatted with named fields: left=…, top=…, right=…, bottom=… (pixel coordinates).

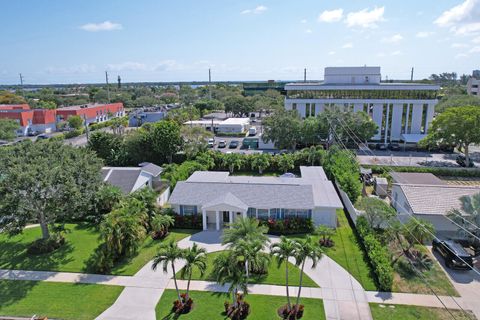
left=0, top=0, right=479, bottom=84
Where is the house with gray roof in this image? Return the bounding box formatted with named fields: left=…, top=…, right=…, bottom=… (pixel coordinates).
left=101, top=162, right=164, bottom=194
left=391, top=172, right=480, bottom=233
left=168, top=166, right=343, bottom=231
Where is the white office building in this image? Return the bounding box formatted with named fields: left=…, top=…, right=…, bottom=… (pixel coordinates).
left=285, top=66, right=440, bottom=144
left=467, top=77, right=479, bottom=96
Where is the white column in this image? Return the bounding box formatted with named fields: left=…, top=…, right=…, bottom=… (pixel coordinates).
left=410, top=104, right=423, bottom=134
left=384, top=104, right=390, bottom=144
left=424, top=103, right=435, bottom=133
left=229, top=211, right=233, bottom=228
left=255, top=208, right=258, bottom=219
left=372, top=104, right=384, bottom=140
left=390, top=104, right=403, bottom=142
left=404, top=104, right=411, bottom=134
left=353, top=103, right=363, bottom=113
left=202, top=209, right=207, bottom=231
left=215, top=211, right=220, bottom=231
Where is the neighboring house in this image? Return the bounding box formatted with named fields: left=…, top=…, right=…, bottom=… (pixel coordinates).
left=391, top=172, right=480, bottom=234
left=168, top=166, right=343, bottom=231
left=284, top=66, right=440, bottom=144
left=467, top=77, right=479, bottom=96
left=101, top=162, right=169, bottom=205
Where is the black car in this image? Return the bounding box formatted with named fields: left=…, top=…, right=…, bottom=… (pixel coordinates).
left=388, top=143, right=401, bottom=151
left=229, top=140, right=239, bottom=149
left=36, top=134, right=50, bottom=140
left=456, top=155, right=475, bottom=167
left=432, top=239, right=473, bottom=270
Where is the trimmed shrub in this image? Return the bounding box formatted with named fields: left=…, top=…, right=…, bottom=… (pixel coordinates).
left=172, top=214, right=203, bottom=229
left=259, top=217, right=314, bottom=235
left=356, top=216, right=394, bottom=291
left=27, top=233, right=65, bottom=254
left=366, top=165, right=480, bottom=178
left=63, top=129, right=83, bottom=139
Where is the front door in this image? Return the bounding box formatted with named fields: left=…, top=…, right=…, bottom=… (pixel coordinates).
left=223, top=211, right=230, bottom=224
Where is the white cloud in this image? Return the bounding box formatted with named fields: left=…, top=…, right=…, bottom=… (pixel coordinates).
left=391, top=50, right=402, bottom=56
left=305, top=29, right=312, bottom=34
left=451, top=43, right=469, bottom=48
left=455, top=53, right=469, bottom=59
left=434, top=0, right=478, bottom=26
left=300, top=19, right=307, bottom=24
left=80, top=21, right=122, bottom=32
left=153, top=60, right=184, bottom=72
left=382, top=34, right=403, bottom=43
left=318, top=9, right=344, bottom=22
left=107, top=62, right=147, bottom=72
left=45, top=64, right=97, bottom=74
left=435, top=0, right=480, bottom=36
left=241, top=5, right=267, bottom=15
left=473, top=36, right=480, bottom=43
left=328, top=51, right=336, bottom=55
left=416, top=31, right=434, bottom=38
left=469, top=46, right=480, bottom=52
left=345, top=6, right=385, bottom=28
left=342, top=42, right=353, bottom=49
left=377, top=52, right=386, bottom=58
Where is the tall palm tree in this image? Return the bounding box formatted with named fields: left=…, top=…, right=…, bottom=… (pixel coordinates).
left=152, top=240, right=184, bottom=304
left=180, top=243, right=207, bottom=299
left=233, top=238, right=270, bottom=285
left=213, top=251, right=248, bottom=308
left=292, top=236, right=323, bottom=313
left=270, top=236, right=298, bottom=312
left=222, top=153, right=244, bottom=173
left=222, top=217, right=269, bottom=246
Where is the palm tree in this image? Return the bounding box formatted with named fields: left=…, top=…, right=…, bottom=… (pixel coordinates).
left=403, top=218, right=435, bottom=251
left=277, top=154, right=294, bottom=173
left=292, top=236, right=323, bottom=313
left=213, top=251, right=248, bottom=308
left=151, top=214, right=175, bottom=238
left=222, top=153, right=244, bottom=173
left=222, top=217, right=269, bottom=246
left=251, top=153, right=271, bottom=174
left=270, top=236, right=297, bottom=312
left=448, top=193, right=480, bottom=247
left=180, top=243, right=207, bottom=299
left=152, top=240, right=184, bottom=304
left=314, top=225, right=336, bottom=247
left=233, top=238, right=270, bottom=285
left=306, top=146, right=325, bottom=166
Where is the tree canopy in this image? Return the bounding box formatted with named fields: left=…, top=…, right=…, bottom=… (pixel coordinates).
left=0, top=119, right=20, bottom=141
left=262, top=110, right=302, bottom=150
left=0, top=140, right=104, bottom=239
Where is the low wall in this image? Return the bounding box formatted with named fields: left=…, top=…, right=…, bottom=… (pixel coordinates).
left=157, top=186, right=170, bottom=206
left=334, top=180, right=362, bottom=225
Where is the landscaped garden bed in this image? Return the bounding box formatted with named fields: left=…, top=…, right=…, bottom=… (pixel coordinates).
left=155, top=290, right=325, bottom=320
left=0, top=280, right=123, bottom=320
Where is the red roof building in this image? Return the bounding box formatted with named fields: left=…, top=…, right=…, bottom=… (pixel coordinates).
left=56, top=103, right=124, bottom=123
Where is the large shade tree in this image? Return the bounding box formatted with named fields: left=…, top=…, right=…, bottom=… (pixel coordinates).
left=262, top=110, right=302, bottom=150
left=421, top=106, right=480, bottom=167
left=0, top=119, right=20, bottom=141
left=0, top=140, right=103, bottom=239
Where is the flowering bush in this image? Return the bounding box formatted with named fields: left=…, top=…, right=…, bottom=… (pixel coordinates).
left=278, top=304, right=305, bottom=320
left=259, top=217, right=314, bottom=235
left=172, top=214, right=203, bottom=229
left=172, top=293, right=193, bottom=314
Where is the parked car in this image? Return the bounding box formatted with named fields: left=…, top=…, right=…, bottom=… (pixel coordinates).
left=388, top=143, right=401, bottom=151
left=248, top=127, right=257, bottom=136
left=456, top=155, right=475, bottom=167
left=218, top=140, right=227, bottom=148
left=27, top=130, right=39, bottom=136
left=36, top=134, right=50, bottom=140
left=376, top=143, right=388, bottom=151
left=207, top=138, right=215, bottom=148
left=229, top=140, right=239, bottom=149
left=432, top=239, right=473, bottom=270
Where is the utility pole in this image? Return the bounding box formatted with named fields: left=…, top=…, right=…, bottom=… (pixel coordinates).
left=19, top=73, right=24, bottom=96
left=105, top=71, right=111, bottom=103
left=304, top=68, right=307, bottom=82
left=410, top=67, right=414, bottom=81
left=208, top=68, right=212, bottom=100
left=117, top=75, right=121, bottom=89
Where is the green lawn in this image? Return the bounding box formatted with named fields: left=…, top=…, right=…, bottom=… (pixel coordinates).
left=156, top=290, right=325, bottom=320
left=177, top=251, right=319, bottom=287
left=0, top=280, right=123, bottom=320
left=370, top=303, right=474, bottom=320
left=289, top=210, right=377, bottom=291
left=0, top=224, right=196, bottom=275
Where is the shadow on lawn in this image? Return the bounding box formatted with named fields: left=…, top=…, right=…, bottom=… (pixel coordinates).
left=0, top=279, right=38, bottom=309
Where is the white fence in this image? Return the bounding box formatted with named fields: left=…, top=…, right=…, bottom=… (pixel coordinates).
left=334, top=180, right=363, bottom=225
left=157, top=186, right=170, bottom=207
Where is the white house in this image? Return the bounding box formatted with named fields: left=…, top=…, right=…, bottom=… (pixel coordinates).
left=284, top=66, right=440, bottom=144
left=168, top=166, right=343, bottom=231
left=390, top=172, right=480, bottom=234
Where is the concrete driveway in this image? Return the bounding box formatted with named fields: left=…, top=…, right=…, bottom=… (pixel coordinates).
left=429, top=246, right=480, bottom=319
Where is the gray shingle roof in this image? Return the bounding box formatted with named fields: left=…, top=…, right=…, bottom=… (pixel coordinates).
left=104, top=168, right=142, bottom=194
left=139, top=163, right=163, bottom=177
left=391, top=172, right=446, bottom=185
left=169, top=167, right=343, bottom=210
left=399, top=184, right=480, bottom=215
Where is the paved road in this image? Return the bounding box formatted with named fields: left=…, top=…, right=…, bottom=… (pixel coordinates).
left=356, top=150, right=480, bottom=167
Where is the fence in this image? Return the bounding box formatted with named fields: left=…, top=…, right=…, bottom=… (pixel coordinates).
left=334, top=180, right=363, bottom=225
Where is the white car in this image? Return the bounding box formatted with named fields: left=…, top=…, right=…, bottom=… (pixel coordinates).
left=207, top=138, right=215, bottom=148
left=218, top=140, right=227, bottom=148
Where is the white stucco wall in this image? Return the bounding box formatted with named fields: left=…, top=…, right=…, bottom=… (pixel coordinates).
left=312, top=207, right=337, bottom=227
left=131, top=172, right=153, bottom=193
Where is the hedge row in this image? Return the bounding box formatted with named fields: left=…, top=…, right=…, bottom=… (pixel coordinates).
left=365, top=164, right=480, bottom=178
left=356, top=216, right=393, bottom=291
